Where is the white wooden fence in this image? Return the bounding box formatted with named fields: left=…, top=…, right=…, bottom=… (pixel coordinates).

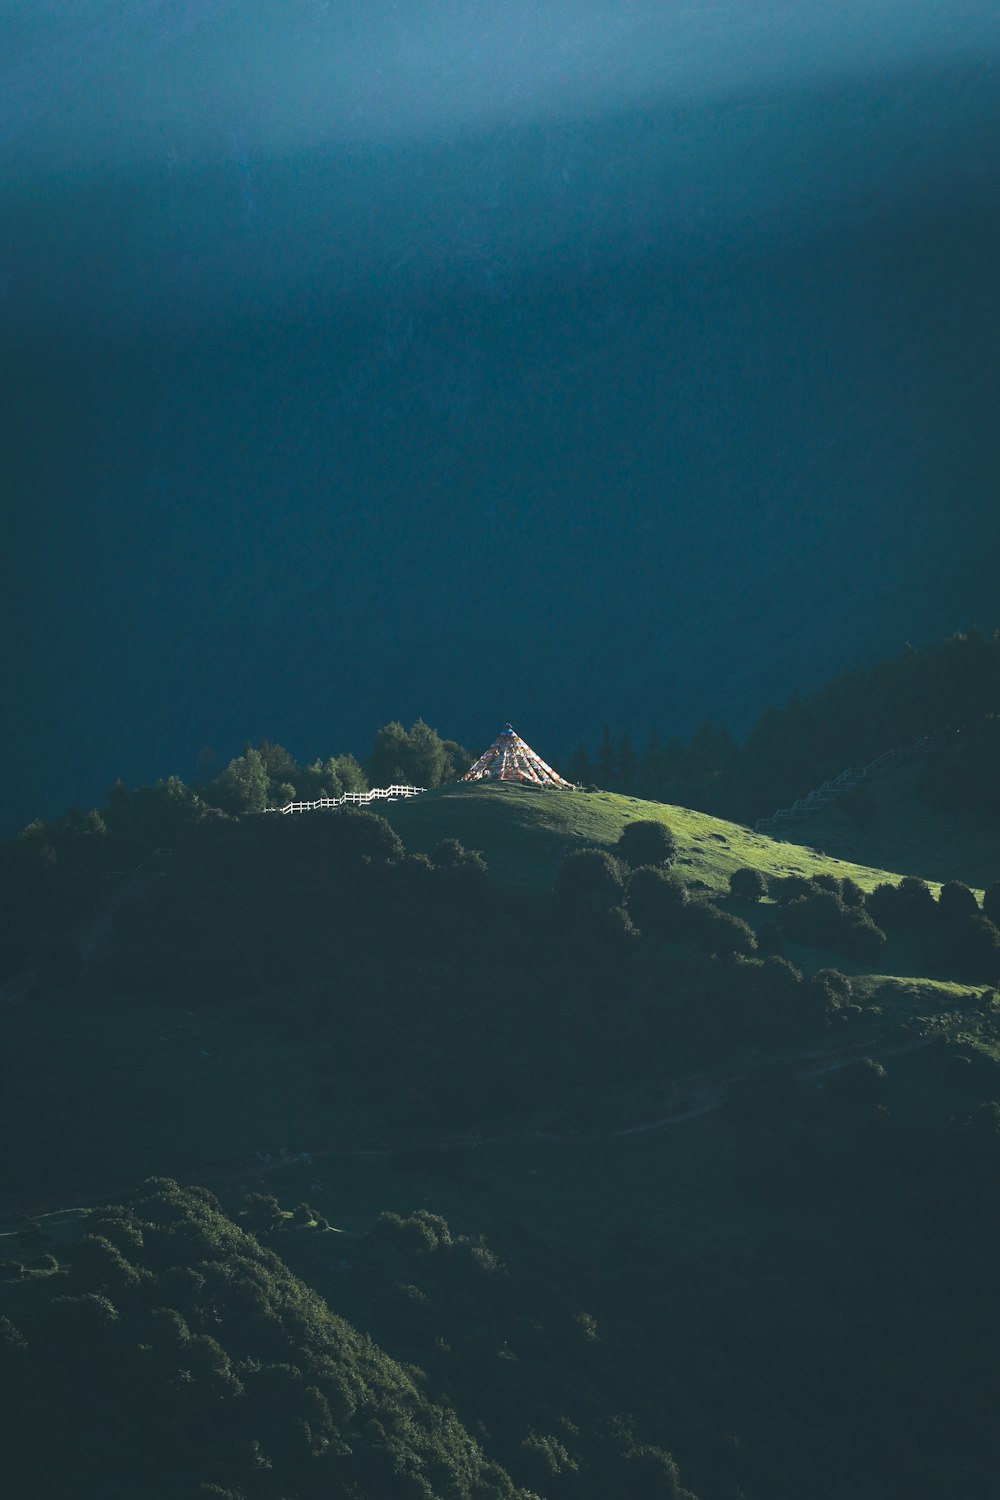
left=753, top=736, right=933, bottom=833
left=272, top=785, right=426, bottom=815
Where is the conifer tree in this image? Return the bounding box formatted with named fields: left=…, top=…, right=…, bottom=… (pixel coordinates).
left=567, top=742, right=594, bottom=784
left=617, top=731, right=637, bottom=789
left=597, top=723, right=617, bottom=787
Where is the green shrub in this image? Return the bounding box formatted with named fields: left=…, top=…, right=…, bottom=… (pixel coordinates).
left=432, top=838, right=488, bottom=876
left=729, top=866, right=768, bottom=902
left=775, top=875, right=813, bottom=904
left=935, top=914, right=1000, bottom=984
left=615, top=821, right=678, bottom=870
left=783, top=889, right=886, bottom=962
left=70, top=1235, right=142, bottom=1294
left=811, top=968, right=854, bottom=1006
left=939, top=882, right=980, bottom=920
left=748, top=955, right=804, bottom=1001
left=50, top=1292, right=120, bottom=1340
left=241, top=1193, right=284, bottom=1232
left=583, top=900, right=640, bottom=948
left=372, top=1212, right=440, bottom=1253
left=867, top=876, right=935, bottom=931
left=627, top=866, right=690, bottom=938
left=899, top=875, right=936, bottom=917
left=691, top=903, right=756, bottom=957
left=328, top=808, right=405, bottom=865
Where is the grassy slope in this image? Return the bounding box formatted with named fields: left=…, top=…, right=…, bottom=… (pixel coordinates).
left=0, top=783, right=988, bottom=1228
left=384, top=780, right=980, bottom=897
left=765, top=755, right=999, bottom=891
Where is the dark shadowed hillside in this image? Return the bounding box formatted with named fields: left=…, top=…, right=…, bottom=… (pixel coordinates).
left=3, top=706, right=1000, bottom=1496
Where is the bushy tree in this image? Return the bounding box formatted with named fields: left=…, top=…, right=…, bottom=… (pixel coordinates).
left=295, top=757, right=345, bottom=802
left=373, top=1211, right=441, bottom=1253
left=865, top=882, right=901, bottom=929
left=432, top=838, right=488, bottom=878
left=616, top=820, right=678, bottom=870
left=627, top=866, right=690, bottom=939
left=784, top=888, right=886, bottom=962
left=898, top=876, right=937, bottom=921
left=936, top=914, right=1000, bottom=983
left=690, top=902, right=756, bottom=957
left=729, top=866, right=768, bottom=903
left=211, top=747, right=271, bottom=814
left=811, top=968, right=854, bottom=1007
left=241, top=1193, right=283, bottom=1232
left=404, top=719, right=452, bottom=787
left=566, top=742, right=594, bottom=785
left=369, top=720, right=451, bottom=788
left=440, top=739, right=473, bottom=782
left=579, top=898, right=639, bottom=949
left=70, top=1234, right=142, bottom=1295
left=938, top=881, right=980, bottom=921
left=332, top=752, right=368, bottom=794
left=775, top=875, right=814, bottom=904
left=867, top=876, right=935, bottom=932
left=328, top=808, right=405, bottom=865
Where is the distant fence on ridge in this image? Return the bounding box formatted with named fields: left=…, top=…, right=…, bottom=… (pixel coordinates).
left=753, top=736, right=934, bottom=834
left=272, top=785, right=426, bottom=815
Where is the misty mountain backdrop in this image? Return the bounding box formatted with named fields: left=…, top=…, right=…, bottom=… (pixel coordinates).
left=3, top=0, right=1000, bottom=831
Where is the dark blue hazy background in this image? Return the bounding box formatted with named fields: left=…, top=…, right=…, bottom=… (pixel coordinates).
left=3, top=1, right=1000, bottom=830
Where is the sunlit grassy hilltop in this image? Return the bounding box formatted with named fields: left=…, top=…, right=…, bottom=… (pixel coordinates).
left=384, top=781, right=971, bottom=898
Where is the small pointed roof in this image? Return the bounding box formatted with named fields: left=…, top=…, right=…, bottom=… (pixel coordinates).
left=461, top=724, right=575, bottom=788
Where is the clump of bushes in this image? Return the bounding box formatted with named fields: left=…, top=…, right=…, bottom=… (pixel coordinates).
left=781, top=883, right=886, bottom=963
left=626, top=866, right=690, bottom=939
left=690, top=903, right=757, bottom=958
left=615, top=821, right=677, bottom=870
left=729, top=867, right=768, bottom=903
left=241, top=1193, right=284, bottom=1232
left=866, top=876, right=936, bottom=931
left=933, top=913, right=1000, bottom=984
left=938, top=882, right=980, bottom=921
left=373, top=1211, right=444, bottom=1254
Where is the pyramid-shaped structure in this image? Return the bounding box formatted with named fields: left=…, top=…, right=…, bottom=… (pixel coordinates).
left=461, top=724, right=575, bottom=787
